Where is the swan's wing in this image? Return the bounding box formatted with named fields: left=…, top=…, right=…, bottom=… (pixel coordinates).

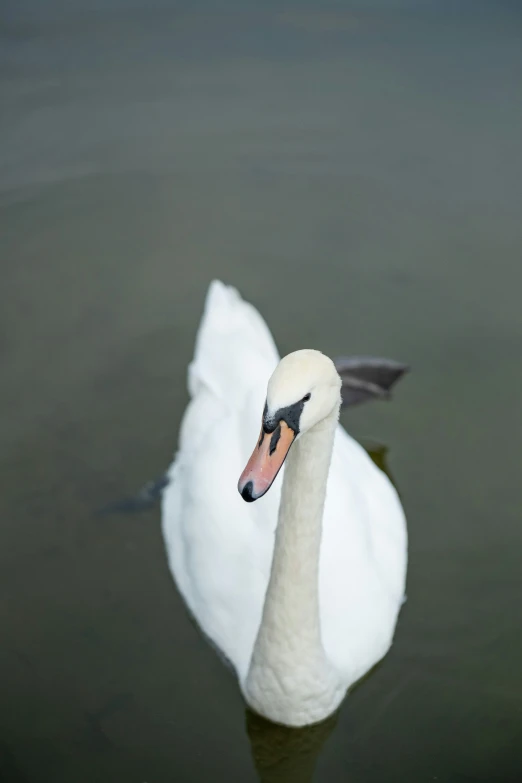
left=162, top=281, right=281, bottom=680
left=188, top=281, right=279, bottom=409
left=179, top=280, right=280, bottom=476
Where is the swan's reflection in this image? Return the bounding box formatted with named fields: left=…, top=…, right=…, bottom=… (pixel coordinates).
left=246, top=709, right=339, bottom=783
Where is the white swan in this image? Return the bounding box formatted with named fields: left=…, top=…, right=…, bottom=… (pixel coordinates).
left=162, top=281, right=408, bottom=727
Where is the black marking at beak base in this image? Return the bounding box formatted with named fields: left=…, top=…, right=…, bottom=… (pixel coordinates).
left=263, top=398, right=306, bottom=436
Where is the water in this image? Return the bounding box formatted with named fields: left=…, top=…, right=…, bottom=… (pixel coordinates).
left=1, top=2, right=522, bottom=780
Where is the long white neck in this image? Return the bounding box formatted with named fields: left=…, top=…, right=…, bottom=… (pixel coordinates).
left=244, top=406, right=344, bottom=727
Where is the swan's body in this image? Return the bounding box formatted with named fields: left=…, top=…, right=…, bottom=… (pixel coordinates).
left=162, top=281, right=407, bottom=726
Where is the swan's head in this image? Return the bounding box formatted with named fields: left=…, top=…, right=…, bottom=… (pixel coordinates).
left=238, top=350, right=341, bottom=502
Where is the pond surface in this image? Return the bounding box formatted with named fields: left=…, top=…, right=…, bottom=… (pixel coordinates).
left=1, top=2, right=522, bottom=781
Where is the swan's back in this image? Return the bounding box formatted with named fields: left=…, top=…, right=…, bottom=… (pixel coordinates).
left=162, top=281, right=407, bottom=686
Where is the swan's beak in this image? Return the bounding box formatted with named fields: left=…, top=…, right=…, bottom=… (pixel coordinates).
left=238, top=420, right=295, bottom=502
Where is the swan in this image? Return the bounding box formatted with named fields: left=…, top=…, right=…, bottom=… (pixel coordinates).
left=162, top=280, right=408, bottom=727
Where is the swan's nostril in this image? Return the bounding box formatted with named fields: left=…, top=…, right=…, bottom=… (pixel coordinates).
left=241, top=481, right=255, bottom=502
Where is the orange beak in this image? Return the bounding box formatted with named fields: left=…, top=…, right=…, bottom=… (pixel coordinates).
left=238, top=420, right=296, bottom=502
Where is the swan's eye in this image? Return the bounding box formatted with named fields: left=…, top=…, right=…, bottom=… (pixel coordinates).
left=302, top=393, right=311, bottom=403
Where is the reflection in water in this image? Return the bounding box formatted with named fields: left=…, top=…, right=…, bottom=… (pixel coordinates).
left=246, top=709, right=339, bottom=783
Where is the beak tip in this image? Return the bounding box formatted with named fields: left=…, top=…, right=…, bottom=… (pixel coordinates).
left=239, top=480, right=256, bottom=503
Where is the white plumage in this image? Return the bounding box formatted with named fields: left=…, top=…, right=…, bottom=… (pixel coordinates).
left=162, top=280, right=407, bottom=726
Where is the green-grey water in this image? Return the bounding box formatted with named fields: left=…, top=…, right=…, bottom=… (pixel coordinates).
left=1, top=2, right=522, bottom=781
